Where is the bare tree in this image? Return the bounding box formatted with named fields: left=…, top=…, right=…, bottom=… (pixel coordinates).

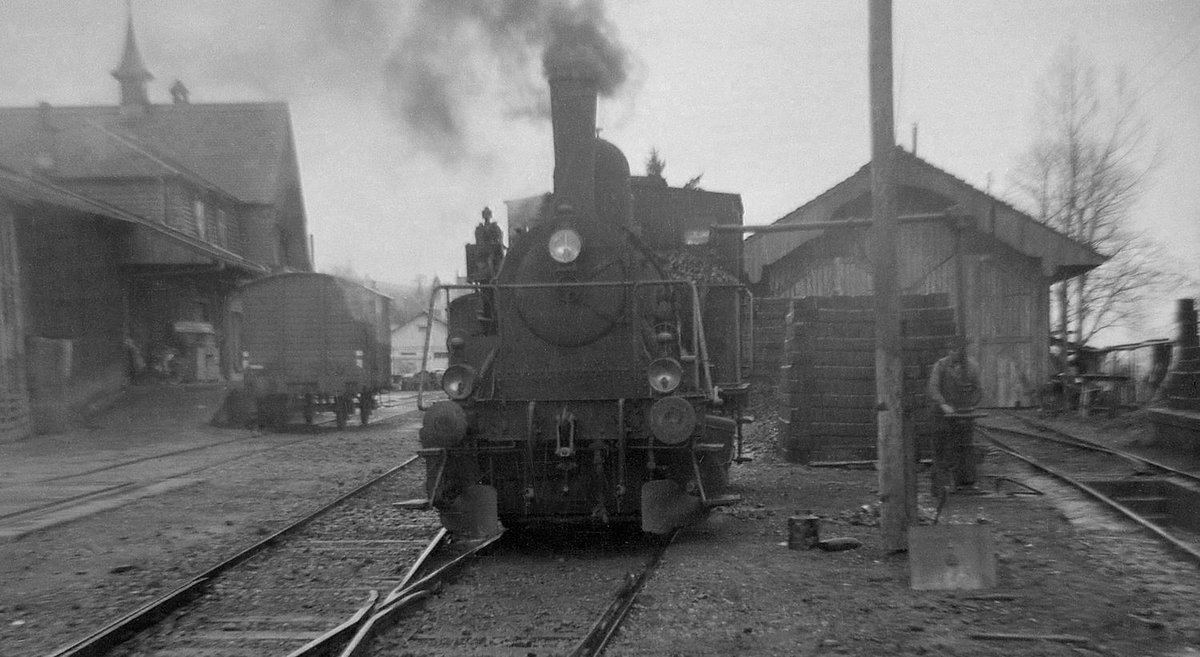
left=645, top=147, right=704, bottom=189
left=645, top=148, right=666, bottom=181
left=1011, top=42, right=1165, bottom=346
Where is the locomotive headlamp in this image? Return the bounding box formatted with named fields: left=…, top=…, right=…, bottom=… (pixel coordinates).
left=647, top=358, right=683, bottom=394
left=649, top=396, right=696, bottom=445
left=548, top=228, right=582, bottom=264
left=441, top=364, right=477, bottom=400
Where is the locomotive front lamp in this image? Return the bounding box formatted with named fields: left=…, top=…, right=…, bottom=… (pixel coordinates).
left=647, top=357, right=683, bottom=394
left=441, top=364, right=477, bottom=400
left=548, top=228, right=582, bottom=263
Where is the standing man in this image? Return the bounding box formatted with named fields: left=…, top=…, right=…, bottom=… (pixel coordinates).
left=927, top=335, right=983, bottom=494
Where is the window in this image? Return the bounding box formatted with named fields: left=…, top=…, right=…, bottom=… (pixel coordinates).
left=194, top=199, right=207, bottom=239
left=216, top=208, right=228, bottom=246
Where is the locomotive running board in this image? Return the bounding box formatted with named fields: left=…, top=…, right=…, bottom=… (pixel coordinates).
left=703, top=494, right=742, bottom=508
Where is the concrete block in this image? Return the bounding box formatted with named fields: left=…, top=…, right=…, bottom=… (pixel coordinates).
left=909, top=524, right=997, bottom=590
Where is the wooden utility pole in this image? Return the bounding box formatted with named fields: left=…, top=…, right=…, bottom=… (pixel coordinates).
left=869, top=0, right=914, bottom=551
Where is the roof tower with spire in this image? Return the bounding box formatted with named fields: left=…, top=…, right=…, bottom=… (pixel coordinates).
left=111, top=2, right=153, bottom=111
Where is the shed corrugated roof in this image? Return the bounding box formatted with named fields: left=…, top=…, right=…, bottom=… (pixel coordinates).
left=0, top=102, right=291, bottom=204
left=743, top=149, right=1107, bottom=283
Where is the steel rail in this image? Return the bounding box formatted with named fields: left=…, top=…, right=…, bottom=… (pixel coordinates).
left=336, top=531, right=506, bottom=657
left=977, top=426, right=1200, bottom=567
left=395, top=527, right=448, bottom=591
left=568, top=531, right=677, bottom=657
left=995, top=413, right=1200, bottom=484
left=982, top=423, right=1151, bottom=473
left=284, top=592, right=379, bottom=657
left=45, top=454, right=422, bottom=657
left=3, top=435, right=318, bottom=527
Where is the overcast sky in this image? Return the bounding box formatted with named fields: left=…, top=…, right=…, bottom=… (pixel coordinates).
left=2, top=1, right=1197, bottom=336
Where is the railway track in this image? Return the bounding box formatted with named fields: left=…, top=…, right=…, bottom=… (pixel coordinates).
left=46, top=455, right=434, bottom=657
left=976, top=415, right=1200, bottom=566
left=313, top=526, right=673, bottom=657
left=1, top=393, right=427, bottom=540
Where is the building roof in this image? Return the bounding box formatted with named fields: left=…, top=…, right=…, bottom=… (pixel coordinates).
left=0, top=101, right=293, bottom=204
left=0, top=164, right=266, bottom=273
left=743, top=148, right=1107, bottom=284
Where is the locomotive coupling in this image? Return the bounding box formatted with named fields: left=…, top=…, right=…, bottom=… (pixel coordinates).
left=555, top=409, right=576, bottom=457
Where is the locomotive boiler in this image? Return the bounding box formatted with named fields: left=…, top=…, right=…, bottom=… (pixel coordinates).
left=417, top=67, right=750, bottom=537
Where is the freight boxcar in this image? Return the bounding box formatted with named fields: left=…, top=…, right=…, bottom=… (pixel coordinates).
left=238, top=273, right=391, bottom=428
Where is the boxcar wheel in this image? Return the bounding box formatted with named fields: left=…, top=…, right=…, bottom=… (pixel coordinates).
left=335, top=396, right=349, bottom=429
left=302, top=394, right=315, bottom=425
left=359, top=392, right=372, bottom=425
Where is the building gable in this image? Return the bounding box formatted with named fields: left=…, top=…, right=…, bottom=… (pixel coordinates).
left=744, top=149, right=1105, bottom=284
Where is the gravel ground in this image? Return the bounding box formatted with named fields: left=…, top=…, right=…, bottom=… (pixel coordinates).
left=3, top=387, right=1200, bottom=657
left=0, top=407, right=426, bottom=657
left=609, top=405, right=1200, bottom=657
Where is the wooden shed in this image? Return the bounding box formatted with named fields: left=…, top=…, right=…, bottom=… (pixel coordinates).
left=744, top=149, right=1106, bottom=407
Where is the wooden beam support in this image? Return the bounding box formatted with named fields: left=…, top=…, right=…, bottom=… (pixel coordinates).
left=710, top=210, right=971, bottom=234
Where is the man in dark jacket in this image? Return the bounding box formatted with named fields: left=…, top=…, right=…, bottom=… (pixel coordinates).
left=928, top=335, right=983, bottom=494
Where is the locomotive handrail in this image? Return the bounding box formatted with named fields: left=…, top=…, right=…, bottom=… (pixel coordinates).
left=689, top=283, right=715, bottom=397
left=419, top=279, right=720, bottom=408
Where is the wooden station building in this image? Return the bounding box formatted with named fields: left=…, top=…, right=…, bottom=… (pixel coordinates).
left=0, top=14, right=310, bottom=441
left=745, top=149, right=1106, bottom=409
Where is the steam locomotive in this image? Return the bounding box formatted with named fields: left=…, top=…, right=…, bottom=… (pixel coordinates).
left=417, top=70, right=750, bottom=537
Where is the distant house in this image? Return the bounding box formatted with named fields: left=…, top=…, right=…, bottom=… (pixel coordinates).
left=0, top=12, right=311, bottom=440
left=744, top=148, right=1107, bottom=407
left=391, top=312, right=449, bottom=382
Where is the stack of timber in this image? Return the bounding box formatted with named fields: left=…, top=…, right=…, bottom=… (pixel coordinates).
left=752, top=297, right=793, bottom=380
left=778, top=294, right=955, bottom=463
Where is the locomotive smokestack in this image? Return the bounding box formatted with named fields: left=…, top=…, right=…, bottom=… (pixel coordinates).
left=548, top=72, right=598, bottom=221
left=543, top=11, right=625, bottom=226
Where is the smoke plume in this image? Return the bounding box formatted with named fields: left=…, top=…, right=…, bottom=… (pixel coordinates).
left=147, top=0, right=630, bottom=164
left=380, top=0, right=630, bottom=162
